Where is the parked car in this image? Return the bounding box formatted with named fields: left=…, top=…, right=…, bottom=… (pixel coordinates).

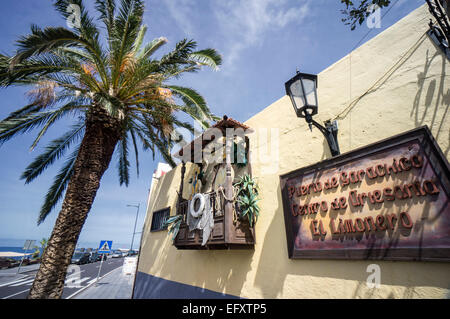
left=126, top=250, right=138, bottom=256
left=111, top=251, right=123, bottom=258
left=71, top=252, right=90, bottom=265
left=0, top=257, right=18, bottom=269
left=91, top=253, right=107, bottom=262
left=88, top=252, right=100, bottom=263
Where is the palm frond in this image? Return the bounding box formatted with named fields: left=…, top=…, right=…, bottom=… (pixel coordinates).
left=0, top=53, right=81, bottom=87
left=95, top=0, right=116, bottom=38
left=37, top=146, right=80, bottom=225
left=117, top=132, right=130, bottom=186
left=28, top=101, right=87, bottom=151
left=21, top=122, right=85, bottom=184
left=53, top=0, right=100, bottom=39
left=11, top=25, right=92, bottom=67
left=52, top=1, right=109, bottom=89
left=129, top=127, right=140, bottom=177
left=188, top=48, right=222, bottom=71
left=133, top=128, right=155, bottom=155
left=158, top=39, right=197, bottom=71
left=111, top=0, right=145, bottom=88
left=165, top=85, right=212, bottom=128
left=134, top=119, right=176, bottom=167
left=1, top=103, right=42, bottom=122
left=132, top=24, right=147, bottom=54
left=55, top=47, right=96, bottom=65
left=0, top=108, right=78, bottom=145
left=172, top=119, right=195, bottom=135
left=118, top=64, right=162, bottom=100
left=137, top=37, right=168, bottom=61
left=26, top=80, right=59, bottom=107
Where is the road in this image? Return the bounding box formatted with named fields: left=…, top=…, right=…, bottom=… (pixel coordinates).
left=0, top=257, right=124, bottom=299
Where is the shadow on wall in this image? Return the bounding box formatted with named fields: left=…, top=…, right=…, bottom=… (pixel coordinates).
left=140, top=232, right=255, bottom=297
left=139, top=166, right=176, bottom=261
left=335, top=33, right=427, bottom=122
left=411, top=45, right=449, bottom=156
left=334, top=34, right=448, bottom=157
left=143, top=164, right=192, bottom=275
left=187, top=249, right=254, bottom=297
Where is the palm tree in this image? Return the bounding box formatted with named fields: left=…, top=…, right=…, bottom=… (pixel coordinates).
left=0, top=0, right=221, bottom=299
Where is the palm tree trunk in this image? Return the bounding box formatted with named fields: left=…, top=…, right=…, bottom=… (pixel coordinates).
left=27, top=115, right=121, bottom=299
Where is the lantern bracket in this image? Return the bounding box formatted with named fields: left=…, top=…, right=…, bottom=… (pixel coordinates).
left=306, top=117, right=340, bottom=157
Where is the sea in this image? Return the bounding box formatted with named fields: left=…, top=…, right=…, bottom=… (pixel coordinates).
left=0, top=239, right=132, bottom=260
left=0, top=247, right=43, bottom=260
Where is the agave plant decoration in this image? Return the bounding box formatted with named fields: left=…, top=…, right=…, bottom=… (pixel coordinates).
left=236, top=174, right=259, bottom=197
left=235, top=174, right=260, bottom=227
left=163, top=214, right=184, bottom=241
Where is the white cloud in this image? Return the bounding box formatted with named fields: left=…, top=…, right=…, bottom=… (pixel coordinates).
left=212, top=0, right=310, bottom=67
left=162, top=0, right=197, bottom=36
left=161, top=0, right=310, bottom=71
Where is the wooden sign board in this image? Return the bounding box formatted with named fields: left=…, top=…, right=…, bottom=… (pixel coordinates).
left=280, top=126, right=450, bottom=261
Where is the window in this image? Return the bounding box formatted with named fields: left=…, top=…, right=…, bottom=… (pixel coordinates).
left=150, top=207, right=171, bottom=232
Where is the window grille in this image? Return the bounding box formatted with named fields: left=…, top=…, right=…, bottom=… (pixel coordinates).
left=150, top=207, right=170, bottom=232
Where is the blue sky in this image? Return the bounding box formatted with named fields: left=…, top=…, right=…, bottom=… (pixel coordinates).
left=0, top=0, right=424, bottom=249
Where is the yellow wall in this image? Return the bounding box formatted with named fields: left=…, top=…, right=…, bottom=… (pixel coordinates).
left=138, top=5, right=450, bottom=299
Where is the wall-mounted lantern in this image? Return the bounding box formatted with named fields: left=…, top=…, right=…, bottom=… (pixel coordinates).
left=426, top=0, right=450, bottom=59
left=285, top=71, right=340, bottom=157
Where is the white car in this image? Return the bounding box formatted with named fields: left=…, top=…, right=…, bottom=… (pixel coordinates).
left=111, top=251, right=123, bottom=258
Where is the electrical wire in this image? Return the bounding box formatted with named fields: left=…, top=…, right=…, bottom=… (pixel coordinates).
left=351, top=0, right=402, bottom=51
left=334, top=31, right=428, bottom=121
left=347, top=0, right=402, bottom=148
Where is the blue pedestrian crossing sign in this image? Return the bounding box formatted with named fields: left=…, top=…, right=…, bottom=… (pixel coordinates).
left=98, top=240, right=113, bottom=253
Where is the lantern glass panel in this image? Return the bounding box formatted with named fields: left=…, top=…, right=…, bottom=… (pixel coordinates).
left=301, top=78, right=317, bottom=107
left=289, top=79, right=306, bottom=110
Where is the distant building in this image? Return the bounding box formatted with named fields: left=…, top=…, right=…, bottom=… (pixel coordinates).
left=147, top=163, right=172, bottom=208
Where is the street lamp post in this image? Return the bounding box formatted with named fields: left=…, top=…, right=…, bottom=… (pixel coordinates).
left=285, top=71, right=340, bottom=157
left=127, top=204, right=140, bottom=252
